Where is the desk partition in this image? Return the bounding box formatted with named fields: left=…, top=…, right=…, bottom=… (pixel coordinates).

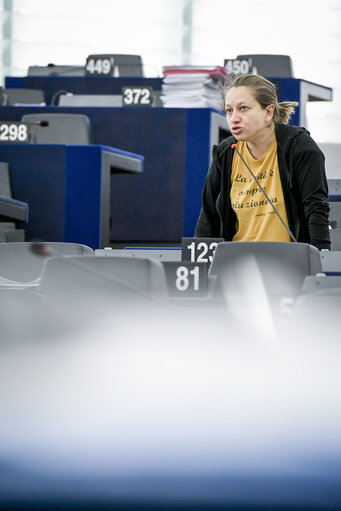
left=0, top=144, right=143, bottom=249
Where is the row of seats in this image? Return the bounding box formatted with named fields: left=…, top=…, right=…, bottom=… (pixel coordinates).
left=0, top=240, right=339, bottom=326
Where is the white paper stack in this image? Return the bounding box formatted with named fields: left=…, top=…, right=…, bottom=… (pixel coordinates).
left=161, top=66, right=231, bottom=111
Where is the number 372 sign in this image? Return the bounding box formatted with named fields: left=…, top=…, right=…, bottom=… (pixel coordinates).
left=122, top=86, right=153, bottom=106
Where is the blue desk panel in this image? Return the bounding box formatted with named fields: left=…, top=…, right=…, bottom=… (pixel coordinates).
left=269, top=77, right=332, bottom=127
left=0, top=106, right=223, bottom=242
left=0, top=144, right=143, bottom=249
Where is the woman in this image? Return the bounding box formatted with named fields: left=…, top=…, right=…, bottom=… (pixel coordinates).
left=195, top=74, right=330, bottom=250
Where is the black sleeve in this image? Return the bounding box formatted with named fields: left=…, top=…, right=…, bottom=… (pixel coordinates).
left=292, top=133, right=330, bottom=250
left=195, top=145, right=222, bottom=237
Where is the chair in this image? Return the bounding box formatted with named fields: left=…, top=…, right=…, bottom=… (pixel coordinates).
left=27, top=64, right=85, bottom=76
left=328, top=178, right=341, bottom=196
left=209, top=242, right=322, bottom=309
left=21, top=113, right=92, bottom=145
left=328, top=202, right=341, bottom=229
left=330, top=229, right=341, bottom=250
left=320, top=143, right=341, bottom=180
left=38, top=256, right=170, bottom=318
left=302, top=274, right=341, bottom=293
left=94, top=247, right=182, bottom=262
left=0, top=162, right=28, bottom=242
left=236, top=54, right=294, bottom=77
left=58, top=94, right=123, bottom=107
left=0, top=242, right=93, bottom=283
left=290, top=287, right=341, bottom=333
left=89, top=54, right=143, bottom=77
left=1, top=88, right=45, bottom=106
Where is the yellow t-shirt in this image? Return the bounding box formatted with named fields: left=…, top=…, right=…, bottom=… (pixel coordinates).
left=230, top=138, right=291, bottom=242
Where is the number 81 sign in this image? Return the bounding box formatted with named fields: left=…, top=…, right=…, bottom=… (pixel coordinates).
left=162, top=261, right=208, bottom=297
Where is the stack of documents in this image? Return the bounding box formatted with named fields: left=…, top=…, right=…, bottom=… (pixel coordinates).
left=161, top=66, right=230, bottom=110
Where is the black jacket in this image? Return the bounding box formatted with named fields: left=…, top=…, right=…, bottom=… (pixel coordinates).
left=195, top=124, right=330, bottom=250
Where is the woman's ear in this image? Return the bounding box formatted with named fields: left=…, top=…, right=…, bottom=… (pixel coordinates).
left=265, top=104, right=275, bottom=122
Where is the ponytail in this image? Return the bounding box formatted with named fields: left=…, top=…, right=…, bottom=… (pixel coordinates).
left=273, top=101, right=299, bottom=125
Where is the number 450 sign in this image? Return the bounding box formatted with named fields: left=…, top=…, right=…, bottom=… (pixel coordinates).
left=224, top=58, right=253, bottom=75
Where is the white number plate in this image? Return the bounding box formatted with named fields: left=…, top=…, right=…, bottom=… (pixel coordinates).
left=122, top=86, right=153, bottom=106
left=224, top=58, right=253, bottom=75
left=0, top=122, right=29, bottom=143
left=85, top=55, right=114, bottom=75
left=181, top=237, right=223, bottom=264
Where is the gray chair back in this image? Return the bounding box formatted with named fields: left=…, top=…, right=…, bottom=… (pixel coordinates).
left=320, top=144, right=341, bottom=180
left=39, top=256, right=169, bottom=304
left=236, top=54, right=294, bottom=77
left=0, top=162, right=27, bottom=242
left=330, top=229, right=341, bottom=250
left=329, top=202, right=341, bottom=229
left=28, top=65, right=85, bottom=76
left=2, top=88, right=45, bottom=106
left=328, top=178, right=341, bottom=195
left=0, top=242, right=93, bottom=283
left=209, top=241, right=321, bottom=300
left=108, top=54, right=143, bottom=76
left=21, top=113, right=92, bottom=145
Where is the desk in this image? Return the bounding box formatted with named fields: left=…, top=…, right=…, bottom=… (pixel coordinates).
left=5, top=76, right=163, bottom=105
left=0, top=144, right=143, bottom=249
left=0, top=106, right=228, bottom=242
left=5, top=75, right=332, bottom=128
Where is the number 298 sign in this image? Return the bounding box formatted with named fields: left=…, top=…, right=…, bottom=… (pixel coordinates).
left=0, top=122, right=29, bottom=143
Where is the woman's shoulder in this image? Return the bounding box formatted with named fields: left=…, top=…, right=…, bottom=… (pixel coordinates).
left=276, top=124, right=322, bottom=154
left=214, top=135, right=235, bottom=158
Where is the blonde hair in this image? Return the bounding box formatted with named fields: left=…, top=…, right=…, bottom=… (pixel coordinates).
left=222, top=74, right=298, bottom=125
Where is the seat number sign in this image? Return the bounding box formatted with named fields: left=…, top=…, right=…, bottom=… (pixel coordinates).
left=163, top=261, right=208, bottom=296
left=122, top=86, right=153, bottom=106
left=224, top=58, right=253, bottom=75
left=85, top=55, right=114, bottom=75
left=0, top=122, right=29, bottom=143
left=181, top=237, right=223, bottom=263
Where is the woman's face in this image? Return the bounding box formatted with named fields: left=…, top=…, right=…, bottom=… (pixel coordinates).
left=225, top=86, right=274, bottom=143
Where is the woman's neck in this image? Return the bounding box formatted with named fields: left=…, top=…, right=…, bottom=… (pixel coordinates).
left=246, top=124, right=276, bottom=160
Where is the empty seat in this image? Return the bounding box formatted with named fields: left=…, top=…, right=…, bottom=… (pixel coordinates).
left=330, top=229, right=341, bottom=250
left=302, top=274, right=341, bottom=293
left=328, top=178, right=341, bottom=196
left=39, top=255, right=169, bottom=304
left=58, top=94, right=123, bottom=107
left=1, top=88, right=46, bottom=106
left=329, top=202, right=341, bottom=228
left=28, top=64, right=85, bottom=76
left=320, top=144, right=341, bottom=180
left=291, top=287, right=341, bottom=333
left=0, top=162, right=28, bottom=242
left=209, top=241, right=321, bottom=306
left=88, top=54, right=143, bottom=77
left=0, top=242, right=93, bottom=283
left=236, top=54, right=294, bottom=77
left=21, top=113, right=92, bottom=145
